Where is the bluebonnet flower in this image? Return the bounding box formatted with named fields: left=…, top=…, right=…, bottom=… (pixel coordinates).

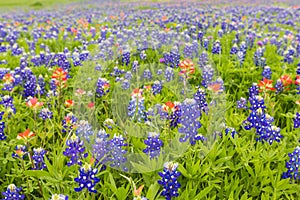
left=107, top=134, right=128, bottom=171
left=239, top=41, right=247, bottom=55
left=236, top=97, right=248, bottom=109
left=1, top=184, right=25, bottom=200
left=164, top=67, right=174, bottom=82
left=132, top=61, right=139, bottom=72
left=157, top=69, right=163, bottom=75
left=110, top=66, right=125, bottom=78
left=143, top=69, right=152, bottom=80
left=62, top=113, right=78, bottom=134
left=296, top=63, right=300, bottom=75
left=194, top=87, right=208, bottom=113
left=76, top=120, right=95, bottom=142
left=243, top=95, right=283, bottom=144
left=201, top=65, right=214, bottom=88
left=39, top=108, right=53, bottom=120
left=212, top=40, right=222, bottom=54
left=197, top=31, right=204, bottom=41
left=32, top=147, right=47, bottom=170
left=158, top=162, right=181, bottom=200
left=122, top=79, right=130, bottom=90
left=12, top=145, right=28, bottom=159
left=224, top=126, right=238, bottom=138
left=178, top=99, right=206, bottom=145
left=128, top=89, right=147, bottom=122
left=161, top=101, right=181, bottom=128
left=293, top=112, right=300, bottom=128
left=163, top=51, right=180, bottom=68
left=103, top=118, right=115, bottom=129
left=2, top=73, right=14, bottom=92
left=262, top=66, right=272, bottom=79
left=230, top=43, right=239, bottom=55
left=0, top=95, right=16, bottom=114
left=0, top=111, right=6, bottom=140
left=218, top=29, right=223, bottom=37
left=23, top=74, right=37, bottom=98
left=96, top=78, right=110, bottom=98
left=63, top=134, right=88, bottom=166
left=124, top=71, right=132, bottom=80
left=0, top=68, right=9, bottom=79
left=203, top=38, right=209, bottom=50
left=143, top=132, right=163, bottom=159
left=93, top=129, right=110, bottom=166
left=198, top=52, right=209, bottom=68
left=50, top=194, right=69, bottom=200
left=283, top=50, right=294, bottom=64
left=35, top=75, right=46, bottom=96
left=122, top=52, right=131, bottom=66
left=183, top=43, right=193, bottom=58
left=248, top=83, right=259, bottom=97
left=274, top=79, right=284, bottom=94
left=253, top=47, right=265, bottom=67
left=237, top=51, right=246, bottom=66
left=74, top=163, right=100, bottom=193
left=152, top=81, right=163, bottom=96
left=79, top=50, right=89, bottom=61
left=140, top=51, right=146, bottom=60
left=282, top=146, right=300, bottom=180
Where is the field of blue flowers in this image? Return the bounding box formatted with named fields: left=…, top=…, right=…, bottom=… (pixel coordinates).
left=0, top=0, right=300, bottom=199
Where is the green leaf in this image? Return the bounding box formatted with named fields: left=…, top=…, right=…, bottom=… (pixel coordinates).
left=194, top=185, right=214, bottom=199
left=178, top=164, right=192, bottom=178
left=108, top=173, right=117, bottom=193
left=146, top=182, right=160, bottom=200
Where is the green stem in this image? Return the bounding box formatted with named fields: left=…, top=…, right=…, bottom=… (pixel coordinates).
left=21, top=160, right=31, bottom=200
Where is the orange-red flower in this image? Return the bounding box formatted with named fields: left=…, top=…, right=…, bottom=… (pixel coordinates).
left=179, top=59, right=195, bottom=76
left=75, top=88, right=86, bottom=95
left=295, top=75, right=300, bottom=85
left=258, top=78, right=275, bottom=91
left=65, top=100, right=74, bottom=107
left=131, top=88, right=143, bottom=98
left=280, top=75, right=293, bottom=86
left=17, top=129, right=35, bottom=141
left=3, top=73, right=14, bottom=83
left=208, top=82, right=222, bottom=93
left=88, top=102, right=94, bottom=108
left=134, top=185, right=144, bottom=197
left=26, top=97, right=44, bottom=109
left=51, top=68, right=68, bottom=88
left=162, top=101, right=179, bottom=112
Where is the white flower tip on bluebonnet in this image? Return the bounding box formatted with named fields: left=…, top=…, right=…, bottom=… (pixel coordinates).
left=7, top=184, right=16, bottom=191
left=145, top=121, right=152, bottom=126
left=51, top=194, right=67, bottom=200
left=82, top=162, right=92, bottom=173
left=148, top=132, right=159, bottom=137
left=183, top=98, right=196, bottom=105
left=164, top=162, right=178, bottom=171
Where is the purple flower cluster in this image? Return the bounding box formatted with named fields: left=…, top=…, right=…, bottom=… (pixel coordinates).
left=0, top=112, right=6, bottom=140
left=158, top=162, right=181, bottom=200
left=74, top=163, right=100, bottom=193
left=96, top=78, right=110, bottom=98
left=179, top=99, right=206, bottom=145
left=282, top=146, right=300, bottom=180
left=1, top=184, right=25, bottom=200
left=143, top=132, right=163, bottom=159
left=63, top=134, right=88, bottom=166
left=243, top=95, right=282, bottom=144
left=32, top=147, right=47, bottom=170
left=194, top=87, right=208, bottom=113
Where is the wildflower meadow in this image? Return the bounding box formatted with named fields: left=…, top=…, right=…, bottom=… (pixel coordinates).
left=0, top=0, right=300, bottom=199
